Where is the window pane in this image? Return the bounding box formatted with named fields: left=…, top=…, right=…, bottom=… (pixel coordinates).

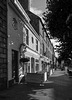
left=36, top=64, right=39, bottom=71
left=26, top=29, right=29, bottom=45
left=36, top=39, right=38, bottom=51
left=32, top=37, right=34, bottom=43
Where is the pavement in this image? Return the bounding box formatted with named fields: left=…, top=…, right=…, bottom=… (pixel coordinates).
left=0, top=69, right=72, bottom=100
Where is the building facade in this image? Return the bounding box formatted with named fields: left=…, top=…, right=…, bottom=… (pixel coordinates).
left=8, top=0, right=31, bottom=86
left=8, top=0, right=41, bottom=86
left=26, top=11, right=55, bottom=76
left=0, top=0, right=55, bottom=89
left=39, top=19, right=54, bottom=75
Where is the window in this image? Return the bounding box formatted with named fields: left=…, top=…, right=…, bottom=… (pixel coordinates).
left=36, top=64, right=39, bottom=71
left=36, top=59, right=39, bottom=72
left=36, top=39, right=38, bottom=51
left=46, top=48, right=47, bottom=57
left=48, top=40, right=49, bottom=47
left=43, top=43, right=44, bottom=55
left=46, top=37, right=47, bottom=43
left=43, top=31, right=44, bottom=38
left=32, top=37, right=34, bottom=43
left=26, top=28, right=29, bottom=45
left=27, top=63, right=30, bottom=73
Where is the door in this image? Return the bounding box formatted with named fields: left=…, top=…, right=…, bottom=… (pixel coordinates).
left=12, top=50, right=18, bottom=83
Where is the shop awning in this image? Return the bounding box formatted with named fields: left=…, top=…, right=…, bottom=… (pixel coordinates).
left=26, top=48, right=40, bottom=59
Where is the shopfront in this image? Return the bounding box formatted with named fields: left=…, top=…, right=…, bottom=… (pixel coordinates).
left=25, top=47, right=40, bottom=73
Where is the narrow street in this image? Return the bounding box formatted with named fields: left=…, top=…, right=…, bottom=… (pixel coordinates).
left=0, top=69, right=72, bottom=100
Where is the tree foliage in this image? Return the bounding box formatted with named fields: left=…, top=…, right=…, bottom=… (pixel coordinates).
left=43, top=0, right=72, bottom=61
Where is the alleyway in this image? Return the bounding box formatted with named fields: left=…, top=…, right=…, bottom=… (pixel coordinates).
left=0, top=69, right=72, bottom=100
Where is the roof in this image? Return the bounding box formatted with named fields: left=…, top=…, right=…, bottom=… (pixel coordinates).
left=26, top=11, right=40, bottom=35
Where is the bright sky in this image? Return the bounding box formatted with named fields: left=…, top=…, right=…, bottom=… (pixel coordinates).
left=30, top=0, right=46, bottom=17
left=30, top=0, right=59, bottom=57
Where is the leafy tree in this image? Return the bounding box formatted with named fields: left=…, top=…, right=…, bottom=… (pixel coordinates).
left=43, top=0, right=72, bottom=62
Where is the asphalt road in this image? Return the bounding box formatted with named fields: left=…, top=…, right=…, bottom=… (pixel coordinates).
left=0, top=69, right=72, bottom=100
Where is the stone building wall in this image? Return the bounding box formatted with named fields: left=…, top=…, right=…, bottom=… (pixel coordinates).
left=0, top=0, right=7, bottom=89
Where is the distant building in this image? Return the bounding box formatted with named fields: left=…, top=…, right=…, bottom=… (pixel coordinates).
left=27, top=11, right=55, bottom=75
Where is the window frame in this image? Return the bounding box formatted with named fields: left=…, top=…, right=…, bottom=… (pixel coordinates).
left=36, top=39, right=38, bottom=51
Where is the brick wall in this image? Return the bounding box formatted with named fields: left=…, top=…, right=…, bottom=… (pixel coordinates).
left=0, top=0, right=7, bottom=90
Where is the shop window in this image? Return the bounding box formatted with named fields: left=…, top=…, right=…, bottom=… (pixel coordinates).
left=42, top=61, right=44, bottom=71
left=31, top=57, right=34, bottom=73
left=27, top=63, right=30, bottom=73
left=36, top=64, right=39, bottom=71
left=36, top=59, right=39, bottom=72
left=36, top=39, right=38, bottom=51
left=36, top=59, right=39, bottom=63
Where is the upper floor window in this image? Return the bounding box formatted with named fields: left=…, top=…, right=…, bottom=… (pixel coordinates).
left=43, top=43, right=44, bottom=55
left=36, top=39, right=38, bottom=51
left=32, top=37, right=34, bottom=43
left=26, top=28, right=29, bottom=45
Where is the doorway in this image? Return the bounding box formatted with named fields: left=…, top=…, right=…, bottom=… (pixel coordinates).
left=12, top=50, right=18, bottom=83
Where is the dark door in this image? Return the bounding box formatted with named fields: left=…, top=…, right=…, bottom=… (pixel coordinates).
left=12, top=50, right=18, bottom=82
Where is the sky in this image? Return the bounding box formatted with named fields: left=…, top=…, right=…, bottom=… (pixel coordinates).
left=30, top=0, right=59, bottom=57
left=30, top=0, right=46, bottom=18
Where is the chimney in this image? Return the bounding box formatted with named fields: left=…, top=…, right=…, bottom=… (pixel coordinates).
left=18, top=0, right=29, bottom=11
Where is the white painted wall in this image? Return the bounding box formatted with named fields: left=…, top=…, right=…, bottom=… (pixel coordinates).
left=24, top=25, right=40, bottom=72
left=28, top=29, right=40, bottom=54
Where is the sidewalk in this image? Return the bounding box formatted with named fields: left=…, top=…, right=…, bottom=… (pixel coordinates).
left=0, top=83, right=33, bottom=100
left=0, top=69, right=72, bottom=100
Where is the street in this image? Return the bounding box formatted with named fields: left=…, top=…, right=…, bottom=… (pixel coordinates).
left=0, top=69, right=72, bottom=100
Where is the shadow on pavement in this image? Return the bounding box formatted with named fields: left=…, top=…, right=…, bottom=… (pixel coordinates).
left=1, top=73, right=72, bottom=100
left=48, top=74, right=72, bottom=100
